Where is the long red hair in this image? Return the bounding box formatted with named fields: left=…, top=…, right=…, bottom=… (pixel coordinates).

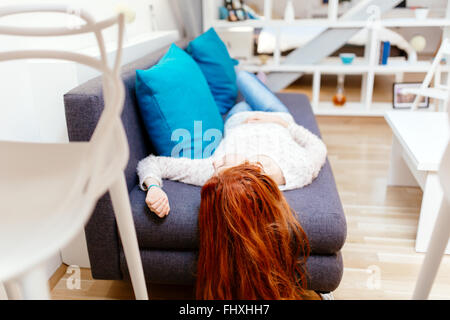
left=196, top=163, right=311, bottom=300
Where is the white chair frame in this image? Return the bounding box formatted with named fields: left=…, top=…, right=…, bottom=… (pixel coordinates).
left=0, top=4, right=148, bottom=299
left=403, top=38, right=450, bottom=112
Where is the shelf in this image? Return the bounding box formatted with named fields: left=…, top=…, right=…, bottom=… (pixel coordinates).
left=211, top=18, right=450, bottom=29
left=238, top=57, right=446, bottom=75
left=379, top=18, right=450, bottom=27
left=206, top=0, right=450, bottom=117
left=313, top=102, right=392, bottom=116
left=312, top=102, right=440, bottom=117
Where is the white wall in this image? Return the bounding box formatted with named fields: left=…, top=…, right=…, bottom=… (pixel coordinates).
left=0, top=0, right=180, bottom=283
left=0, top=0, right=180, bottom=143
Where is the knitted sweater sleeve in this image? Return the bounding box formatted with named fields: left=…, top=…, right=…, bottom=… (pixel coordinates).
left=136, top=154, right=214, bottom=191
left=283, top=123, right=327, bottom=190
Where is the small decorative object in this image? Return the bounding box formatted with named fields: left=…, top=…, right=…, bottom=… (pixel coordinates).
left=114, top=2, right=136, bottom=24
left=392, top=82, right=429, bottom=109
left=284, top=0, right=295, bottom=22
left=224, top=0, right=248, bottom=22
left=114, top=2, right=136, bottom=42
left=414, top=7, right=429, bottom=20
left=258, top=54, right=270, bottom=65
left=243, top=4, right=259, bottom=19
left=332, top=74, right=346, bottom=107
left=339, top=53, right=355, bottom=65
left=219, top=6, right=229, bottom=20
left=410, top=35, right=427, bottom=52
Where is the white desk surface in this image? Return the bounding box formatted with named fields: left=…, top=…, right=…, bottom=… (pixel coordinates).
left=385, top=111, right=449, bottom=172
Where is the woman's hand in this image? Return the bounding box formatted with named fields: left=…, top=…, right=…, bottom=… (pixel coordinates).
left=245, top=113, right=289, bottom=128
left=146, top=186, right=170, bottom=218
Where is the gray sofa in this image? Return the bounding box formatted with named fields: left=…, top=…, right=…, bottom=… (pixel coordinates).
left=64, top=39, right=346, bottom=293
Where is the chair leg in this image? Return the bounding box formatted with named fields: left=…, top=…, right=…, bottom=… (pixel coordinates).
left=110, top=174, right=149, bottom=300
left=3, top=281, right=22, bottom=300
left=413, top=201, right=450, bottom=299
left=17, top=265, right=50, bottom=300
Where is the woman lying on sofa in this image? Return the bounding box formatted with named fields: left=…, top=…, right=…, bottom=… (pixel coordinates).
left=137, top=71, right=327, bottom=218
left=137, top=71, right=329, bottom=300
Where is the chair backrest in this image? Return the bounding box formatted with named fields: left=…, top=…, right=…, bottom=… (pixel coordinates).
left=0, top=5, right=129, bottom=281
left=411, top=38, right=450, bottom=111
left=0, top=4, right=127, bottom=199
left=422, top=38, right=449, bottom=88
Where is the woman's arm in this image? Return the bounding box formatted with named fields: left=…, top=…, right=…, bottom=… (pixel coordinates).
left=137, top=155, right=214, bottom=218
left=286, top=122, right=327, bottom=182
left=137, top=154, right=214, bottom=190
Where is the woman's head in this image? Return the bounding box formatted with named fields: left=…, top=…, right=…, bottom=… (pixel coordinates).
left=197, top=163, right=310, bottom=300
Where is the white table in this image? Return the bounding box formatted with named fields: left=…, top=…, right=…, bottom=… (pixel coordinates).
left=385, top=111, right=450, bottom=253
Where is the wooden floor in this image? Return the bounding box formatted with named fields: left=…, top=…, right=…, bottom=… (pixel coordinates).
left=50, top=75, right=450, bottom=300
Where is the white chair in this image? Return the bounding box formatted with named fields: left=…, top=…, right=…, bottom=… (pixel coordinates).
left=412, top=91, right=450, bottom=299
left=0, top=4, right=148, bottom=299
left=402, top=38, right=450, bottom=112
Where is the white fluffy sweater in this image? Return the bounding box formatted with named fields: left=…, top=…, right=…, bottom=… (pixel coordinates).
left=137, top=111, right=327, bottom=191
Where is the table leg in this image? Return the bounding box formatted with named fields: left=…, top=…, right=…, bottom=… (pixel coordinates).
left=387, top=136, right=418, bottom=187
left=415, top=172, right=448, bottom=253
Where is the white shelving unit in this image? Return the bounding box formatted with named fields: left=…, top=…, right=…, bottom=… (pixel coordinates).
left=210, top=18, right=450, bottom=29
left=203, top=0, right=450, bottom=116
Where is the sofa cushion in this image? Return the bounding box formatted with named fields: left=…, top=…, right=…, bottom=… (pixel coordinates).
left=187, top=28, right=239, bottom=115
left=130, top=93, right=346, bottom=255
left=135, top=43, right=224, bottom=159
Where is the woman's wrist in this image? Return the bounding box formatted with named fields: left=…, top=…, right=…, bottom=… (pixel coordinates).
left=144, top=177, right=160, bottom=190
left=147, top=184, right=161, bottom=191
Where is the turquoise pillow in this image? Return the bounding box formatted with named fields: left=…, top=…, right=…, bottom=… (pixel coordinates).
left=135, top=44, right=224, bottom=159
left=187, top=28, right=239, bottom=115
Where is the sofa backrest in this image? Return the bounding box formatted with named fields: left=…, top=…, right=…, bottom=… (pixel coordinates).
left=64, top=38, right=190, bottom=191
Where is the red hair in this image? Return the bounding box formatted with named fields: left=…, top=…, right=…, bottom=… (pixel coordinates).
left=196, top=163, right=311, bottom=300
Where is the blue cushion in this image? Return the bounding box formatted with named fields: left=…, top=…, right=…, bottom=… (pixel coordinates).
left=187, top=28, right=239, bottom=115
left=135, top=44, right=223, bottom=159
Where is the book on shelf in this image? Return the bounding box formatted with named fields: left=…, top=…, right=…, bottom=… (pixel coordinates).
left=379, top=41, right=391, bottom=65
